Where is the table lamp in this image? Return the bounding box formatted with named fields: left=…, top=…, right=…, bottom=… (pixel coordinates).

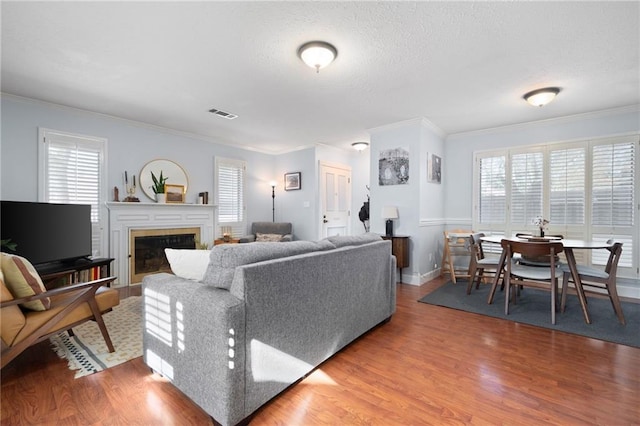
left=382, top=206, right=399, bottom=237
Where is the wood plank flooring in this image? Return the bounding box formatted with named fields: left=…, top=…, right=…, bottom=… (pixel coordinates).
left=2, top=278, right=639, bottom=425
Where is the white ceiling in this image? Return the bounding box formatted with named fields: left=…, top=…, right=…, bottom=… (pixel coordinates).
left=2, top=1, right=639, bottom=154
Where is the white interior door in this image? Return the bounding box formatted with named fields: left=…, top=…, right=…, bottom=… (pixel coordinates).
left=320, top=163, right=351, bottom=238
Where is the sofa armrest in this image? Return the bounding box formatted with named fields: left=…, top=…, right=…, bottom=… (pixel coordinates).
left=0, top=276, right=116, bottom=309
left=142, top=273, right=248, bottom=425
left=281, top=233, right=293, bottom=242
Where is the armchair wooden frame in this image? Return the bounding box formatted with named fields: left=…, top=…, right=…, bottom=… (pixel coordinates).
left=1, top=276, right=117, bottom=369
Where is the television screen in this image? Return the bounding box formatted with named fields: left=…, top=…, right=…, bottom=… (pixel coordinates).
left=1, top=201, right=92, bottom=266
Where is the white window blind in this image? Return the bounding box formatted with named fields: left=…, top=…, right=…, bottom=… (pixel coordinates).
left=40, top=129, right=106, bottom=258
left=550, top=147, right=585, bottom=225
left=215, top=157, right=246, bottom=238
left=473, top=135, right=637, bottom=277
left=478, top=155, right=506, bottom=224
left=510, top=152, right=543, bottom=225
left=591, top=141, right=635, bottom=227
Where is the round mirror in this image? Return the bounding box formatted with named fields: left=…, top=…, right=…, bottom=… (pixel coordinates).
left=139, top=159, right=189, bottom=201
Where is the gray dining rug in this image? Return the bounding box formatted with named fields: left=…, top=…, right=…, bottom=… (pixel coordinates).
left=418, top=282, right=639, bottom=348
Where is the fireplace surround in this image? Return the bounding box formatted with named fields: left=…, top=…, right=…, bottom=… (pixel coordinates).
left=106, top=202, right=214, bottom=287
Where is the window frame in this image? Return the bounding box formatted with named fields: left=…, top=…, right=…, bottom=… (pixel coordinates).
left=37, top=127, right=108, bottom=259
left=473, top=134, right=638, bottom=278
left=214, top=156, right=247, bottom=239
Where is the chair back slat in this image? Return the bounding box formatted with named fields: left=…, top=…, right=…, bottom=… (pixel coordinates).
left=504, top=240, right=564, bottom=257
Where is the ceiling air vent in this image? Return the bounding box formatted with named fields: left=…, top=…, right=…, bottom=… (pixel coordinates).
left=208, top=108, right=238, bottom=120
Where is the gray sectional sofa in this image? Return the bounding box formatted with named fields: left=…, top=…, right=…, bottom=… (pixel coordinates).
left=142, top=234, right=396, bottom=426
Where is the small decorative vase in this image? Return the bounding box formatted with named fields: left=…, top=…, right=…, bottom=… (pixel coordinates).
left=156, top=193, right=166, bottom=203
left=540, top=229, right=545, bottom=237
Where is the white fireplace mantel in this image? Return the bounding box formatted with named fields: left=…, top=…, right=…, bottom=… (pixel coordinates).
left=106, top=202, right=215, bottom=287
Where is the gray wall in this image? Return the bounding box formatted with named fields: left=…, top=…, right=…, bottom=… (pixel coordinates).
left=0, top=95, right=369, bottom=243
left=443, top=106, right=640, bottom=222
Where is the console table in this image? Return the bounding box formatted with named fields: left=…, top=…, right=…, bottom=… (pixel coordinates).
left=382, top=235, right=410, bottom=283
left=36, top=258, right=114, bottom=289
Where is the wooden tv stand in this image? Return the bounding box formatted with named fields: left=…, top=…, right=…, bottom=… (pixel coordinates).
left=36, top=258, right=114, bottom=289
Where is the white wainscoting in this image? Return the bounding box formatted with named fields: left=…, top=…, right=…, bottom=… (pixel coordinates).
left=106, top=202, right=214, bottom=287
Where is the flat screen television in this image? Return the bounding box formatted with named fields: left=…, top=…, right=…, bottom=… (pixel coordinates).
left=1, top=200, right=92, bottom=266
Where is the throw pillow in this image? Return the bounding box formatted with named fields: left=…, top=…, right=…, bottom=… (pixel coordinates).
left=0, top=253, right=50, bottom=311
left=164, top=248, right=211, bottom=281
left=0, top=269, right=27, bottom=346
left=255, top=233, right=283, bottom=242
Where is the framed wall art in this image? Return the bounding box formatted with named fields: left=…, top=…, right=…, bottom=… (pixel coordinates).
left=427, top=153, right=442, bottom=184
left=378, top=147, right=409, bottom=186
left=165, top=184, right=185, bottom=203
left=284, top=172, right=301, bottom=191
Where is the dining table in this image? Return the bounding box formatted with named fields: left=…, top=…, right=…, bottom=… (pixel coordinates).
left=480, top=235, right=614, bottom=324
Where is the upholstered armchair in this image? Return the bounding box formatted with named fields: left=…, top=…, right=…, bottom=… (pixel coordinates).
left=1, top=253, right=119, bottom=369
left=238, top=222, right=293, bottom=243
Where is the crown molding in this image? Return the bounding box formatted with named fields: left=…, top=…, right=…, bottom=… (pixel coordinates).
left=446, top=104, right=640, bottom=140
left=368, top=117, right=446, bottom=139
left=1, top=93, right=291, bottom=156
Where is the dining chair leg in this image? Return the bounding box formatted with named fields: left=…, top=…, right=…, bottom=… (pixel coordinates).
left=476, top=268, right=484, bottom=290
left=561, top=272, right=570, bottom=313
left=488, top=249, right=507, bottom=305
left=504, top=274, right=511, bottom=315
left=551, top=278, right=557, bottom=325
left=466, top=263, right=477, bottom=295
left=606, top=283, right=626, bottom=325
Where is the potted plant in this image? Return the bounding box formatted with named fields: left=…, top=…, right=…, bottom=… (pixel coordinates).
left=151, top=170, right=169, bottom=202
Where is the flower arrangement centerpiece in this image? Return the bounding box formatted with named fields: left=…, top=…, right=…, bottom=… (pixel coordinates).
left=532, top=216, right=549, bottom=237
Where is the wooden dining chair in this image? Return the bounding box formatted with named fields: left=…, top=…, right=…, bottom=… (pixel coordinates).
left=441, top=229, right=473, bottom=284
left=503, top=239, right=564, bottom=324
left=561, top=241, right=625, bottom=324
left=467, top=233, right=503, bottom=295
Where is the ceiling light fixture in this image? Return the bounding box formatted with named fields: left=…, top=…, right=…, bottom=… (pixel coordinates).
left=351, top=142, right=369, bottom=151
left=523, top=87, right=561, bottom=107
left=297, top=41, right=337, bottom=73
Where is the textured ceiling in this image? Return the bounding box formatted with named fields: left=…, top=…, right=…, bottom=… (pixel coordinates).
left=2, top=1, right=639, bottom=154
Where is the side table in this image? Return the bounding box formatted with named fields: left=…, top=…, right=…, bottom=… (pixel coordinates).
left=381, top=235, right=410, bottom=283
left=214, top=238, right=240, bottom=245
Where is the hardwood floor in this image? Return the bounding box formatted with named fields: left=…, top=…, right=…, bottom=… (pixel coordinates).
left=2, top=278, right=639, bottom=425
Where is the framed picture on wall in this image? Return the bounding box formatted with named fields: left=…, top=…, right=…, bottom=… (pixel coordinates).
left=378, top=147, right=409, bottom=186
left=284, top=172, right=301, bottom=191
left=165, top=184, right=185, bottom=203
left=427, top=153, right=442, bottom=184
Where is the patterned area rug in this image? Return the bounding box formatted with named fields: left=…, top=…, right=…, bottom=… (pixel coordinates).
left=49, top=295, right=142, bottom=378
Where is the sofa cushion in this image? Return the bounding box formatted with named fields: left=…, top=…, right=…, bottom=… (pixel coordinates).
left=0, top=269, right=27, bottom=347
left=255, top=233, right=283, bottom=242
left=165, top=248, right=211, bottom=281
left=203, top=240, right=330, bottom=290
left=1, top=253, right=51, bottom=311
left=326, top=233, right=382, bottom=248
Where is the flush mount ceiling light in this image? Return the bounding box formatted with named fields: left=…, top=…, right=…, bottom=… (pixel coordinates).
left=523, top=87, right=561, bottom=107
left=297, top=41, right=337, bottom=73
left=351, top=141, right=369, bottom=151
